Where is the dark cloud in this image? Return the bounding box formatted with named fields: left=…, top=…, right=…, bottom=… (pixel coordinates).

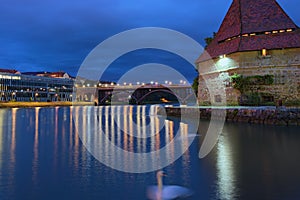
left=0, top=0, right=299, bottom=81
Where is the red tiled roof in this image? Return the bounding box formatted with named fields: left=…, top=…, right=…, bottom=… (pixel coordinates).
left=0, top=68, right=20, bottom=74
left=240, top=0, right=297, bottom=34
left=23, top=71, right=69, bottom=78
left=197, top=0, right=300, bottom=63
left=217, top=0, right=242, bottom=42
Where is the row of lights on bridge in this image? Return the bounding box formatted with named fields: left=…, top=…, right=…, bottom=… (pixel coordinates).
left=79, top=80, right=188, bottom=88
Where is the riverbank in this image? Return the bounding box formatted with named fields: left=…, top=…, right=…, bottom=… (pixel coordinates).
left=0, top=101, right=94, bottom=108
left=159, top=106, right=300, bottom=126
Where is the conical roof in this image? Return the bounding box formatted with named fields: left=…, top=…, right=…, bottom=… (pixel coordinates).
left=197, top=0, right=300, bottom=62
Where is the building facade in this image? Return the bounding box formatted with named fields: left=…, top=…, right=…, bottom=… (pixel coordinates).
left=196, top=0, right=300, bottom=106
left=0, top=71, right=74, bottom=102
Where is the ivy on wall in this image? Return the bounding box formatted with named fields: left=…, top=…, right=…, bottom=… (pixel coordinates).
left=230, top=73, right=274, bottom=93
left=230, top=73, right=275, bottom=106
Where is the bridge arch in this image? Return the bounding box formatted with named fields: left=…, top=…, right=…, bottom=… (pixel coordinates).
left=99, top=90, right=139, bottom=105
left=97, top=86, right=194, bottom=105
left=135, top=89, right=182, bottom=104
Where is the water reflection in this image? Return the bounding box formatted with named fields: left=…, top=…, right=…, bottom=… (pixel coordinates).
left=1, top=106, right=299, bottom=199
left=32, top=107, right=40, bottom=186
left=11, top=108, right=17, bottom=153
left=73, top=105, right=193, bottom=173
left=180, top=122, right=191, bottom=186
left=0, top=110, right=2, bottom=165
left=216, top=134, right=237, bottom=200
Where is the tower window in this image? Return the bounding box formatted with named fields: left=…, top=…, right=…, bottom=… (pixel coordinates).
left=262, top=49, right=268, bottom=57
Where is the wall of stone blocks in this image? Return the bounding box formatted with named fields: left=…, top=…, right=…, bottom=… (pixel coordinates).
left=198, top=48, right=300, bottom=105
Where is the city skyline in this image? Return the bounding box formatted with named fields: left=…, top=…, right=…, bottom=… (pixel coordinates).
left=0, top=0, right=299, bottom=81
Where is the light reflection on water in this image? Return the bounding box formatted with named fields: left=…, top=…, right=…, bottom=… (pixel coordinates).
left=0, top=106, right=299, bottom=200
left=73, top=105, right=192, bottom=173
left=32, top=107, right=40, bottom=187
left=216, top=134, right=237, bottom=200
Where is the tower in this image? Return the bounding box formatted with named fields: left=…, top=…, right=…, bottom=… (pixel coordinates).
left=197, top=0, right=300, bottom=106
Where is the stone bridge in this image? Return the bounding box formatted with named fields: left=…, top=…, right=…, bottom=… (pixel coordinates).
left=75, top=85, right=196, bottom=105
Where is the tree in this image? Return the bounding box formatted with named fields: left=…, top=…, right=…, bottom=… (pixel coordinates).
left=192, top=74, right=199, bottom=96
left=193, top=32, right=217, bottom=97
left=204, top=32, right=216, bottom=48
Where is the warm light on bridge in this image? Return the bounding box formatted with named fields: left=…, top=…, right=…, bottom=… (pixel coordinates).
left=75, top=80, right=191, bottom=88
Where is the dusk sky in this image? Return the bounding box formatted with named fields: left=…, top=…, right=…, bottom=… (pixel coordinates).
left=0, top=0, right=299, bottom=81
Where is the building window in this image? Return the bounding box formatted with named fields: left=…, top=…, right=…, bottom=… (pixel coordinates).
left=262, top=49, right=268, bottom=57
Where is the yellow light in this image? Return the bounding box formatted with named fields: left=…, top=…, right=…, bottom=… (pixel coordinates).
left=12, top=76, right=21, bottom=80
left=262, top=49, right=267, bottom=57
left=219, top=54, right=226, bottom=59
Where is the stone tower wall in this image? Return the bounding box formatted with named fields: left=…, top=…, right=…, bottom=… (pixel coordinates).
left=198, top=48, right=300, bottom=105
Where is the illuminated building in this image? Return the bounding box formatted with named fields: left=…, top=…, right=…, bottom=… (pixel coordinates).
left=0, top=69, right=73, bottom=102
left=196, top=0, right=300, bottom=105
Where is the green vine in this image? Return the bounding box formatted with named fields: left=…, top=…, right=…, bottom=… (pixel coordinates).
left=230, top=73, right=274, bottom=93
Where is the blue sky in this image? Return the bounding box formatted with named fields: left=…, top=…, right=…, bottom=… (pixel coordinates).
left=0, top=0, right=299, bottom=81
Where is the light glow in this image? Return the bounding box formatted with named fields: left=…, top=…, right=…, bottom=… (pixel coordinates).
left=262, top=49, right=267, bottom=57
left=219, top=54, right=226, bottom=59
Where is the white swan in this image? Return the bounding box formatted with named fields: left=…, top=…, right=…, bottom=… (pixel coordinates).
left=147, top=171, right=193, bottom=200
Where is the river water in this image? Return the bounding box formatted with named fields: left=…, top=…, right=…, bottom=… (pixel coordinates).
left=0, top=106, right=300, bottom=200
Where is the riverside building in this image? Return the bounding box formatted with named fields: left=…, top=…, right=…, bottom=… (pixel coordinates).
left=0, top=69, right=74, bottom=102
